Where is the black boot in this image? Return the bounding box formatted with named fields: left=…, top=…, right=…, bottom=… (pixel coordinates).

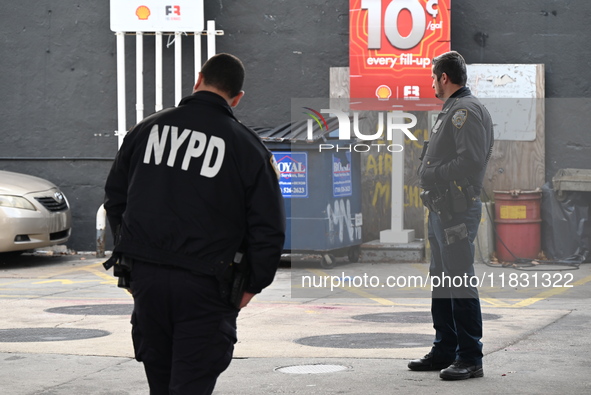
left=439, top=360, right=484, bottom=380
left=408, top=352, right=454, bottom=371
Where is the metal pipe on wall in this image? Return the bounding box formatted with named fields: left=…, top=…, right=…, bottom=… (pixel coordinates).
left=136, top=32, right=144, bottom=123
left=155, top=32, right=163, bottom=112
left=194, top=31, right=202, bottom=83
left=116, top=32, right=126, bottom=148
left=207, top=20, right=216, bottom=60
left=175, top=32, right=182, bottom=105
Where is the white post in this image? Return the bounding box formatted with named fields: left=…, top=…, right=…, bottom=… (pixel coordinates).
left=194, top=31, right=202, bottom=83
left=175, top=32, right=182, bottom=105
left=116, top=32, right=126, bottom=148
left=96, top=204, right=107, bottom=258
left=207, top=20, right=216, bottom=59
left=379, top=112, right=415, bottom=244
left=155, top=32, right=163, bottom=112
left=136, top=32, right=144, bottom=123
left=101, top=32, right=126, bottom=257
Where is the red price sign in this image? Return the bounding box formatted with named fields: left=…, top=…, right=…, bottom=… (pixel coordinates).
left=349, top=0, right=450, bottom=110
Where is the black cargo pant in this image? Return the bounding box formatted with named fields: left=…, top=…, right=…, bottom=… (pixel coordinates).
left=130, top=260, right=238, bottom=395
left=428, top=200, right=483, bottom=365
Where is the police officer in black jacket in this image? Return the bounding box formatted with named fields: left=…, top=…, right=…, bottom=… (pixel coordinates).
left=104, top=53, right=285, bottom=394
left=409, top=51, right=494, bottom=380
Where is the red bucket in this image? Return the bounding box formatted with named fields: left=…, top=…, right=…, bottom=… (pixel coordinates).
left=494, top=190, right=542, bottom=262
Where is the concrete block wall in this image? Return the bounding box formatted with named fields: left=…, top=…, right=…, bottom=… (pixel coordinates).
left=1, top=1, right=589, bottom=251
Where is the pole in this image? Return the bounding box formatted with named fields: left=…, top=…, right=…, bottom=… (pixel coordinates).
left=207, top=20, right=216, bottom=60
left=116, top=32, right=126, bottom=148
left=136, top=32, right=144, bottom=123
left=102, top=31, right=127, bottom=257
left=194, top=31, right=202, bottom=83
left=96, top=205, right=107, bottom=258
left=155, top=32, right=163, bottom=112
left=379, top=111, right=415, bottom=244
left=175, top=32, right=182, bottom=105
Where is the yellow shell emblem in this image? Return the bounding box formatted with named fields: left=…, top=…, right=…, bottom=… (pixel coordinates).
left=375, top=85, right=392, bottom=100
left=136, top=6, right=151, bottom=20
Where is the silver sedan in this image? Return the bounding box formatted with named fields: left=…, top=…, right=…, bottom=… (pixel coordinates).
left=0, top=170, right=71, bottom=253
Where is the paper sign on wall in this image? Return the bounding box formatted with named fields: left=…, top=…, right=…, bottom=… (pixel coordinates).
left=349, top=0, right=451, bottom=110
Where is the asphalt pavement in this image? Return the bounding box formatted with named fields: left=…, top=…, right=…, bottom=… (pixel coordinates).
left=0, top=251, right=590, bottom=394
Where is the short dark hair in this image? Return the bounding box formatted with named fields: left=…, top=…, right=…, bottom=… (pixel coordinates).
left=200, top=53, right=245, bottom=98
left=432, top=51, right=467, bottom=86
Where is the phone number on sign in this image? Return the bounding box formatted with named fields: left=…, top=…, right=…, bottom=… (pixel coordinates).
left=281, top=187, right=305, bottom=194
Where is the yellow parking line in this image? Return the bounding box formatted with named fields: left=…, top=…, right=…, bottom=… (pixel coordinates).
left=82, top=266, right=117, bottom=284
left=0, top=261, right=105, bottom=287
left=341, top=286, right=398, bottom=306
left=510, top=273, right=591, bottom=308
left=305, top=268, right=406, bottom=306
left=480, top=297, right=512, bottom=307
left=32, top=279, right=99, bottom=285
left=412, top=263, right=429, bottom=274
left=303, top=268, right=591, bottom=309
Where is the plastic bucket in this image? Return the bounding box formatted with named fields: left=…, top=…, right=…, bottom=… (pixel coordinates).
left=494, top=190, right=542, bottom=262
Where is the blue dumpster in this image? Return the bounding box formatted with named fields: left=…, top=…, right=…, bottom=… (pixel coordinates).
left=255, top=120, right=363, bottom=268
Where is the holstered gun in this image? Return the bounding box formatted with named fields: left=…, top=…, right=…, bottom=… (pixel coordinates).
left=420, top=189, right=452, bottom=223
left=228, top=251, right=250, bottom=309
left=102, top=223, right=132, bottom=291
left=103, top=254, right=132, bottom=291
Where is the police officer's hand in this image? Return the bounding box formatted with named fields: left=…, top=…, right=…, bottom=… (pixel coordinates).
left=239, top=292, right=256, bottom=309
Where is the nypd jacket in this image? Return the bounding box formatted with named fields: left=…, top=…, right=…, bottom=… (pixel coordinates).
left=104, top=91, right=286, bottom=294
left=419, top=87, right=494, bottom=195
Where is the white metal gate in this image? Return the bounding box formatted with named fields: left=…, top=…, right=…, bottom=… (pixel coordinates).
left=97, top=2, right=221, bottom=256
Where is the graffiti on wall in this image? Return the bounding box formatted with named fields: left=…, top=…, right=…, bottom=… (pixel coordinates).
left=364, top=129, right=428, bottom=209
left=360, top=124, right=429, bottom=240
left=327, top=198, right=362, bottom=245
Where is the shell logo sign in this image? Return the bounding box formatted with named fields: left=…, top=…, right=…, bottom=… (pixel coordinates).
left=136, top=6, right=151, bottom=20
left=110, top=0, right=203, bottom=32
left=375, top=84, right=392, bottom=100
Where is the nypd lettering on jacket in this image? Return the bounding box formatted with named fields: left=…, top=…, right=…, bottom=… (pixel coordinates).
left=143, top=124, right=225, bottom=178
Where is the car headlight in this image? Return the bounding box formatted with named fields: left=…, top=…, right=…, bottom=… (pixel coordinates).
left=0, top=195, right=37, bottom=211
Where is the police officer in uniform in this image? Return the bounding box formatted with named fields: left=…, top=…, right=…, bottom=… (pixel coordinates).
left=408, top=51, right=494, bottom=380
left=104, top=53, right=285, bottom=394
